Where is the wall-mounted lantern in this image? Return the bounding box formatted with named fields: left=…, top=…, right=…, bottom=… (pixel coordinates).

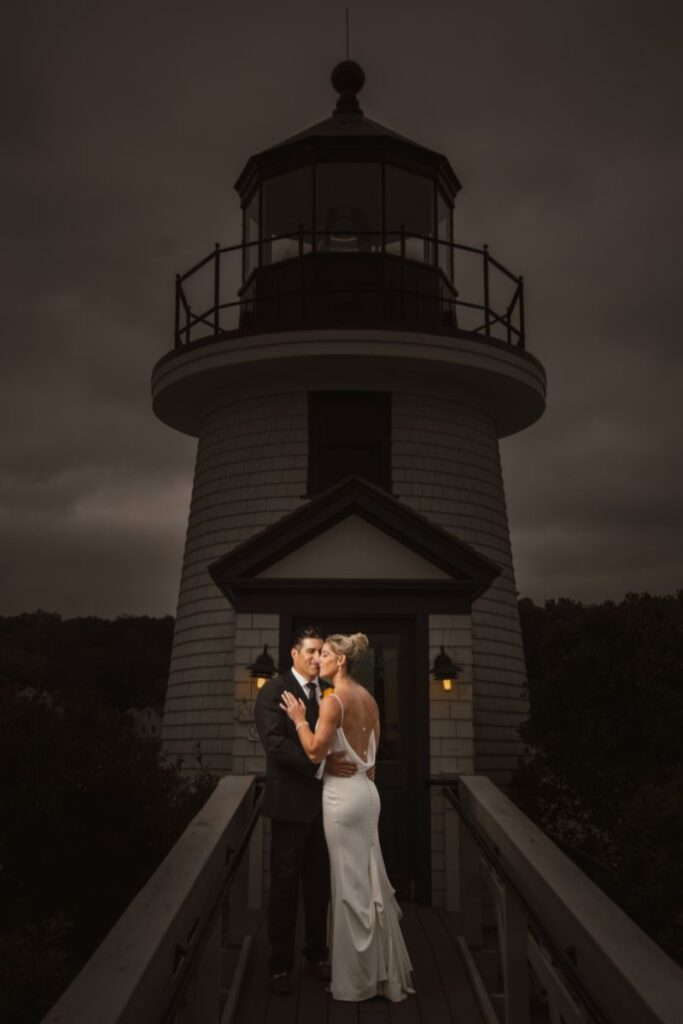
left=247, top=644, right=278, bottom=688
left=430, top=645, right=461, bottom=692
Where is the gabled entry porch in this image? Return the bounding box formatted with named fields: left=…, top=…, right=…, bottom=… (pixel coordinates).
left=208, top=476, right=501, bottom=905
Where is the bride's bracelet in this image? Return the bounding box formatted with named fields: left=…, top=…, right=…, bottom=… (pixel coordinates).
left=295, top=721, right=307, bottom=732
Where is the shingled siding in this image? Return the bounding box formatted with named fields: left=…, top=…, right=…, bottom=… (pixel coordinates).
left=161, top=394, right=308, bottom=773
left=393, top=390, right=528, bottom=785
left=162, top=385, right=528, bottom=781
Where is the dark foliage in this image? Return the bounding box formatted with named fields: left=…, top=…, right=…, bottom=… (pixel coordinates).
left=0, top=613, right=216, bottom=1024
left=0, top=610, right=174, bottom=711
left=514, top=592, right=683, bottom=963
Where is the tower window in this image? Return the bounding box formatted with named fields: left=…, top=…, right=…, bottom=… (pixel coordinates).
left=308, top=392, right=391, bottom=496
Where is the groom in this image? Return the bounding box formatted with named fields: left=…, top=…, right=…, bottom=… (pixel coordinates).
left=254, top=625, right=356, bottom=995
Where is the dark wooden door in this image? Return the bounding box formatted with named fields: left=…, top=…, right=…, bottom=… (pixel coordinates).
left=290, top=615, right=428, bottom=900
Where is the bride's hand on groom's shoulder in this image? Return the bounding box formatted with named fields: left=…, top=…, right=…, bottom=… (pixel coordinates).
left=279, top=691, right=306, bottom=723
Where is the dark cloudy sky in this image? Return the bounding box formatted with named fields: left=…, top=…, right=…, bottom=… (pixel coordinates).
left=3, top=0, right=682, bottom=617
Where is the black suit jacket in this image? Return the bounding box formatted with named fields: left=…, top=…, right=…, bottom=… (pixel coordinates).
left=254, top=670, right=323, bottom=823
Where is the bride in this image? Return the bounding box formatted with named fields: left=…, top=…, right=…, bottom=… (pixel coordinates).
left=280, top=632, right=415, bottom=1002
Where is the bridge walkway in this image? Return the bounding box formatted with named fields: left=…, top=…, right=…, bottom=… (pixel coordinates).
left=233, top=904, right=487, bottom=1024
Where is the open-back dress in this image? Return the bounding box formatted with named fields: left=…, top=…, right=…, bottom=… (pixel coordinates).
left=322, top=693, right=415, bottom=1002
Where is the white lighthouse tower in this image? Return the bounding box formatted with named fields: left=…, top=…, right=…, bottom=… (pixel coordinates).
left=152, top=62, right=545, bottom=903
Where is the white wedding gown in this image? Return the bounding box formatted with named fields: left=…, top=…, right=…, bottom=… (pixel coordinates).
left=322, top=696, right=415, bottom=1002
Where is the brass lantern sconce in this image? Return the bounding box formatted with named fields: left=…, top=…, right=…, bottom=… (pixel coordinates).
left=247, top=644, right=278, bottom=689
left=431, top=645, right=461, bottom=693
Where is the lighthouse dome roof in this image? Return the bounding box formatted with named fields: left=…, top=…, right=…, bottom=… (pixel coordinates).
left=234, top=62, right=461, bottom=201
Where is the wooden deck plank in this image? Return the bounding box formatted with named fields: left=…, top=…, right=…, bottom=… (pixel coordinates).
left=297, top=961, right=329, bottom=1024
left=415, top=906, right=454, bottom=948
left=358, top=996, right=392, bottom=1024
left=328, top=996, right=359, bottom=1024
left=386, top=991, right=421, bottom=1024
left=401, top=904, right=453, bottom=1024
left=264, top=906, right=308, bottom=1024
left=437, top=910, right=467, bottom=947
left=431, top=941, right=488, bottom=1024
left=437, top=910, right=497, bottom=1023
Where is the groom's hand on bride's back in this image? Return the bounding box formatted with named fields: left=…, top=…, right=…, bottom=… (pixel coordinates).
left=325, top=752, right=357, bottom=777
left=325, top=753, right=376, bottom=781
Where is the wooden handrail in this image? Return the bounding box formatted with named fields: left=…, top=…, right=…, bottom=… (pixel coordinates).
left=442, top=775, right=683, bottom=1024
left=41, top=776, right=262, bottom=1024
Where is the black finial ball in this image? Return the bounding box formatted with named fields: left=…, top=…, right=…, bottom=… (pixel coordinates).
left=331, top=60, right=365, bottom=96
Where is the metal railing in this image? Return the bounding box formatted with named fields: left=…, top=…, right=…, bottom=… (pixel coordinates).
left=173, top=230, right=525, bottom=350
left=441, top=775, right=683, bottom=1024
left=41, top=776, right=264, bottom=1024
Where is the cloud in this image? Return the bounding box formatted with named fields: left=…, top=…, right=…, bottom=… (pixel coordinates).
left=2, top=0, right=682, bottom=614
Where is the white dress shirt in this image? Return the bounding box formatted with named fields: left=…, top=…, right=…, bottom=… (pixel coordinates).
left=291, top=667, right=325, bottom=778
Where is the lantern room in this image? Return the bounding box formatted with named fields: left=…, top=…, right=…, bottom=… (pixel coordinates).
left=234, top=60, right=461, bottom=330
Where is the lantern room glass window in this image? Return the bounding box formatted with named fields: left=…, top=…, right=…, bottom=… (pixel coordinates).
left=243, top=161, right=453, bottom=278
left=261, top=166, right=313, bottom=265
left=384, top=165, right=435, bottom=264
left=437, top=191, right=453, bottom=279
left=315, top=163, right=381, bottom=252
left=243, top=192, right=260, bottom=279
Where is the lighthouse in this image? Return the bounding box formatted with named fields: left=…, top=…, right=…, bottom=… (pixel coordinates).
left=152, top=62, right=546, bottom=904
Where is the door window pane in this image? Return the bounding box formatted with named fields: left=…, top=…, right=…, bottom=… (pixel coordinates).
left=354, top=636, right=401, bottom=760
left=316, top=163, right=381, bottom=252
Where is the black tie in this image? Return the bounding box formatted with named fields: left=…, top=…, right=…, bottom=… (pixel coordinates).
left=304, top=682, right=319, bottom=729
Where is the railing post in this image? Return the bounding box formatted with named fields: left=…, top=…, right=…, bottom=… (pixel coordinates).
left=400, top=223, right=406, bottom=321
left=483, top=244, right=491, bottom=336
left=299, top=222, right=305, bottom=323
left=445, top=800, right=461, bottom=912
left=248, top=816, right=263, bottom=910
left=175, top=916, right=222, bottom=1024
left=213, top=242, right=220, bottom=335
left=226, top=843, right=250, bottom=946
left=462, top=824, right=483, bottom=946
left=502, top=885, right=529, bottom=1024
left=185, top=303, right=191, bottom=347
left=518, top=275, right=525, bottom=348
left=175, top=274, right=181, bottom=347
left=416, top=271, right=421, bottom=324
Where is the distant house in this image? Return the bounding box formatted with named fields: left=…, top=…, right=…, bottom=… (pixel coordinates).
left=125, top=706, right=162, bottom=739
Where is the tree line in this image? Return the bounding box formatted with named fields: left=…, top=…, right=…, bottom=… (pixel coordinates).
left=514, top=591, right=683, bottom=965
left=0, top=612, right=214, bottom=1023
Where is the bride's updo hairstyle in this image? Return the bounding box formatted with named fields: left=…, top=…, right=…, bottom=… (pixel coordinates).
left=325, top=632, right=369, bottom=671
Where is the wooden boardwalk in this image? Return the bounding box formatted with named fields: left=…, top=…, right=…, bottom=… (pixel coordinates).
left=232, top=905, right=487, bottom=1024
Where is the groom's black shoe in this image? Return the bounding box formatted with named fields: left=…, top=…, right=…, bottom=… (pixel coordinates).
left=305, top=959, right=332, bottom=982
left=270, top=972, right=292, bottom=995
